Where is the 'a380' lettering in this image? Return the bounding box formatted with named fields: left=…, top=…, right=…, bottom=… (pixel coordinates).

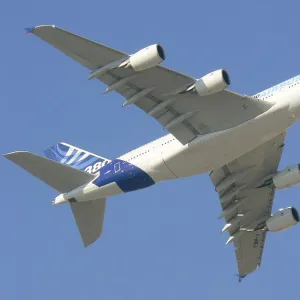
left=85, top=161, right=108, bottom=174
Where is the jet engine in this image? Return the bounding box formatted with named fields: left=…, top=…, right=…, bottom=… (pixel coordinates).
left=273, top=164, right=300, bottom=189
left=123, top=44, right=166, bottom=72
left=194, top=69, right=230, bottom=96
left=266, top=207, right=299, bottom=232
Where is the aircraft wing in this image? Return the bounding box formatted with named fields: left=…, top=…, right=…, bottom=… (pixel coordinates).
left=209, top=132, right=286, bottom=279
left=29, top=25, right=274, bottom=144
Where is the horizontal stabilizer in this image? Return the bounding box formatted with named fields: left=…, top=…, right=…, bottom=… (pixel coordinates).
left=71, top=198, right=106, bottom=247
left=4, top=151, right=96, bottom=193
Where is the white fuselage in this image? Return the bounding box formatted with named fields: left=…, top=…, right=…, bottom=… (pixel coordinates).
left=120, top=77, right=300, bottom=183
left=56, top=75, right=300, bottom=204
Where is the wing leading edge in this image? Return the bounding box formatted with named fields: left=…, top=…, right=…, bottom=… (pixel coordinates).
left=210, top=133, right=286, bottom=278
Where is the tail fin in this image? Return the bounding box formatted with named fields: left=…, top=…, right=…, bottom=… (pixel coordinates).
left=4, top=151, right=96, bottom=193
left=44, top=142, right=111, bottom=174
left=5, top=151, right=106, bottom=247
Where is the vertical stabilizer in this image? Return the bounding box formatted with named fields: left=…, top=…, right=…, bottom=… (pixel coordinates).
left=45, top=142, right=111, bottom=174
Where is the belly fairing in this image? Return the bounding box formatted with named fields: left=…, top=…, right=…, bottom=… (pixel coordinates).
left=162, top=100, right=295, bottom=177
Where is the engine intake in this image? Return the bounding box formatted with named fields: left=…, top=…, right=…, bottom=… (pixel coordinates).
left=266, top=207, right=299, bottom=232
left=195, top=69, right=230, bottom=96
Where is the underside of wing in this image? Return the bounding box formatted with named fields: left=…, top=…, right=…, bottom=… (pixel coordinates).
left=29, top=25, right=127, bottom=69
left=30, top=25, right=274, bottom=144
left=210, top=132, right=286, bottom=278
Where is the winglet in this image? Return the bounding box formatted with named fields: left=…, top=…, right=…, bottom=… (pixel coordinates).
left=25, top=27, right=35, bottom=35
left=236, top=274, right=246, bottom=283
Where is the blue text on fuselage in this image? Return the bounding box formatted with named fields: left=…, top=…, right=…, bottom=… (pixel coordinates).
left=253, top=75, right=300, bottom=99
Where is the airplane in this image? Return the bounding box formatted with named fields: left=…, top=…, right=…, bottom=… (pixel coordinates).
left=5, top=25, right=300, bottom=281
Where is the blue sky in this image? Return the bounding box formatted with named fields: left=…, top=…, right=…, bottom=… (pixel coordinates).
left=2, top=0, right=300, bottom=298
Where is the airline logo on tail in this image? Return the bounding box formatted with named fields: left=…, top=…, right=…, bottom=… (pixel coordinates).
left=44, top=142, right=111, bottom=174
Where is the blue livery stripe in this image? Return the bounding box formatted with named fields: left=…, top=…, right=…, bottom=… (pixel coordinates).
left=93, top=159, right=155, bottom=193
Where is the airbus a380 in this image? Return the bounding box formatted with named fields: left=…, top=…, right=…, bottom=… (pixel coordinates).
left=6, top=25, right=300, bottom=280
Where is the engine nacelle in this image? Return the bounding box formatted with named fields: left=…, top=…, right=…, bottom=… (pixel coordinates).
left=195, top=69, right=230, bottom=96
left=273, top=164, right=300, bottom=189
left=129, top=44, right=165, bottom=72
left=266, top=207, right=299, bottom=232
